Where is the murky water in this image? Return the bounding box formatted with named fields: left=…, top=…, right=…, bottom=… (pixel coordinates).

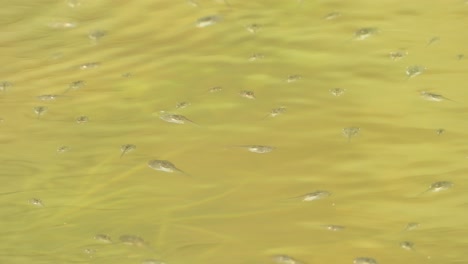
left=1, top=0, right=468, bottom=263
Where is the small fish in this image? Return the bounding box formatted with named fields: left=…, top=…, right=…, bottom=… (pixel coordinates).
left=47, top=21, right=78, bottom=29
left=406, top=65, right=425, bottom=78
left=33, top=106, right=48, bottom=119
left=286, top=75, right=302, bottom=83
left=427, top=36, right=439, bottom=46
left=120, top=144, right=136, bottom=158
left=148, top=160, right=190, bottom=176
left=239, top=90, right=256, bottom=99
left=29, top=198, right=44, bottom=207
left=76, top=116, right=89, bottom=124
left=418, top=181, right=453, bottom=196
left=293, top=190, right=331, bottom=201
left=65, top=80, right=86, bottom=93
left=69, top=79, right=85, bottom=89
left=263, top=106, right=286, bottom=119
left=142, top=259, right=166, bottom=264
left=78, top=62, right=100, bottom=70
left=353, top=27, right=379, bottom=40
left=400, top=241, right=414, bottom=251
left=420, top=91, right=456, bottom=102
left=0, top=81, right=12, bottom=92
left=353, top=257, right=378, bottom=264
left=57, top=145, right=71, bottom=153
left=436, top=128, right=445, bottom=135
left=228, top=145, right=275, bottom=153
left=159, top=111, right=198, bottom=125
left=330, top=88, right=346, bottom=96
left=270, top=106, right=287, bottom=117
left=37, top=94, right=63, bottom=101
left=88, top=30, right=106, bottom=42
left=246, top=23, right=261, bottom=34
left=94, top=234, right=112, bottom=243
left=208, top=86, right=222, bottom=93
left=67, top=0, right=81, bottom=8
left=342, top=127, right=360, bottom=142
left=323, top=224, right=345, bottom=231
left=389, top=50, right=407, bottom=61
left=122, top=72, right=132, bottom=78
left=196, top=15, right=221, bottom=28
left=248, top=53, right=264, bottom=61
left=324, top=12, right=341, bottom=20
left=273, top=255, right=303, bottom=264
left=175, top=101, right=191, bottom=109
left=403, top=222, right=419, bottom=231
left=119, top=235, right=146, bottom=247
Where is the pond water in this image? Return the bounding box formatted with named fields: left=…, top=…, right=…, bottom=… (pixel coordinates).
left=1, top=0, right=468, bottom=263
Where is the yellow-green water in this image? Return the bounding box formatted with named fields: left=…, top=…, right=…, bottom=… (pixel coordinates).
left=1, top=0, right=468, bottom=263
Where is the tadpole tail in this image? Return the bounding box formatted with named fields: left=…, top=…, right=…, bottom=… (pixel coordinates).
left=260, top=114, right=271, bottom=120
left=176, top=168, right=192, bottom=177
left=187, top=120, right=201, bottom=127
left=415, top=188, right=431, bottom=197
left=444, top=97, right=458, bottom=103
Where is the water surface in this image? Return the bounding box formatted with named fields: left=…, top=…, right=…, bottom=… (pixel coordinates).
left=1, top=0, right=468, bottom=263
